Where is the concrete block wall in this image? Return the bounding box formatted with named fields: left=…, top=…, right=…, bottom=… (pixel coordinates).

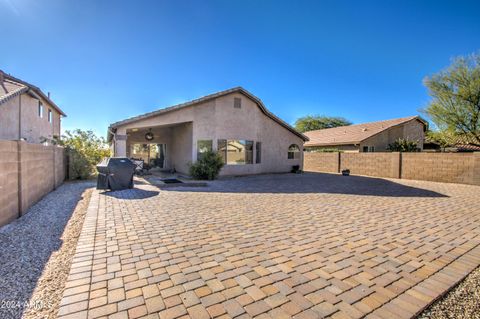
left=304, top=151, right=480, bottom=186
left=402, top=153, right=477, bottom=185
left=303, top=152, right=339, bottom=173
left=0, top=141, right=65, bottom=227
left=340, top=152, right=400, bottom=179
left=0, top=141, right=20, bottom=226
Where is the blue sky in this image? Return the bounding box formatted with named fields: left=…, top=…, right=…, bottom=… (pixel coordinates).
left=1, top=0, right=479, bottom=137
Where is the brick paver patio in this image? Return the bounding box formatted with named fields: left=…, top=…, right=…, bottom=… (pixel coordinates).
left=58, top=173, right=480, bottom=319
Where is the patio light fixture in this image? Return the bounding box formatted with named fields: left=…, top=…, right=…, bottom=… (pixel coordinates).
left=145, top=129, right=154, bottom=141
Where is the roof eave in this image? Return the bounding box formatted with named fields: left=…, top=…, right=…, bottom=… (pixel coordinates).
left=305, top=141, right=361, bottom=147
left=1, top=71, right=67, bottom=117
left=109, top=87, right=308, bottom=142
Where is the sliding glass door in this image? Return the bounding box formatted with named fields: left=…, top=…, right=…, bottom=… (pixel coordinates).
left=130, top=143, right=166, bottom=168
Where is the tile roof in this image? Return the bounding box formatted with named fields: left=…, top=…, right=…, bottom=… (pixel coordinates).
left=304, top=116, right=426, bottom=147
left=108, top=87, right=308, bottom=142
left=425, top=134, right=480, bottom=151
left=0, top=70, right=66, bottom=116
left=0, top=79, right=29, bottom=105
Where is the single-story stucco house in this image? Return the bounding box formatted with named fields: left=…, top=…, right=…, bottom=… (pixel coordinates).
left=304, top=116, right=427, bottom=152
left=0, top=70, right=66, bottom=144
left=108, top=87, right=308, bottom=176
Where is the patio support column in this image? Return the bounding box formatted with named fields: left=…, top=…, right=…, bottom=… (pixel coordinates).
left=115, top=135, right=127, bottom=157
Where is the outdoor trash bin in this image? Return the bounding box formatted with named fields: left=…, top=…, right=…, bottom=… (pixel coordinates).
left=96, top=157, right=136, bottom=191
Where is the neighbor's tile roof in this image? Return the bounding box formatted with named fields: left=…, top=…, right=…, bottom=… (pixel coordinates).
left=0, top=70, right=66, bottom=116
left=304, top=116, right=425, bottom=147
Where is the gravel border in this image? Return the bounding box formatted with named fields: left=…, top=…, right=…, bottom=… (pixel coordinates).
left=0, top=181, right=94, bottom=319
left=418, top=265, right=480, bottom=319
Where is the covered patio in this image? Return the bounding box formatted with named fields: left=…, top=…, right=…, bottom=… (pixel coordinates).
left=114, top=122, right=193, bottom=174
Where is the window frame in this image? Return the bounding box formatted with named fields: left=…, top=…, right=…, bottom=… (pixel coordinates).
left=255, top=142, right=261, bottom=164
left=196, top=139, right=213, bottom=160
left=233, top=97, right=242, bottom=109
left=38, top=101, right=43, bottom=118
left=48, top=109, right=52, bottom=123
left=287, top=144, right=300, bottom=160
left=217, top=139, right=254, bottom=165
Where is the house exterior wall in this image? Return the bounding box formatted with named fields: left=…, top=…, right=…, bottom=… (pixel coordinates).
left=20, top=93, right=61, bottom=143
left=0, top=92, right=61, bottom=143
left=0, top=95, right=21, bottom=140
left=171, top=123, right=193, bottom=174
left=304, top=119, right=425, bottom=152
left=360, top=119, right=425, bottom=151
left=113, top=92, right=304, bottom=175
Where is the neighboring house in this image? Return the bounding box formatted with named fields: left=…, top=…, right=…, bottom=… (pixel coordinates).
left=424, top=135, right=480, bottom=152
left=304, top=116, right=427, bottom=152
left=0, top=71, right=66, bottom=144
left=108, top=87, right=308, bottom=176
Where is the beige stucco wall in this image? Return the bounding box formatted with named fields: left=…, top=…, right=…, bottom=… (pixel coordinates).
left=360, top=119, right=425, bottom=151
left=113, top=92, right=304, bottom=175
left=20, top=93, right=61, bottom=143
left=0, top=92, right=61, bottom=143
left=170, top=123, right=193, bottom=174
left=0, top=95, right=21, bottom=140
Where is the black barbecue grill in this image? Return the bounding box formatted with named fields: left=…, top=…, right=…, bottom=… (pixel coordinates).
left=96, top=157, right=136, bottom=191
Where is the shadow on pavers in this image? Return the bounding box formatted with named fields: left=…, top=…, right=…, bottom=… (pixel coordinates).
left=100, top=188, right=159, bottom=199
left=162, top=172, right=448, bottom=198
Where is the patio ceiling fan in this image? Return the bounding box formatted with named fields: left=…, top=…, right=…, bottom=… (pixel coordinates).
left=145, top=129, right=154, bottom=141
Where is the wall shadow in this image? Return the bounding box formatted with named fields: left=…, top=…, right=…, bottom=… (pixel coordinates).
left=0, top=181, right=94, bottom=319
left=100, top=188, right=159, bottom=199
left=164, top=172, right=448, bottom=198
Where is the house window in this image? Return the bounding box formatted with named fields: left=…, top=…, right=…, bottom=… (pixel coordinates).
left=256, top=142, right=261, bottom=164
left=217, top=139, right=253, bottom=165
left=38, top=102, right=43, bottom=118
left=197, top=140, right=212, bottom=160
left=363, top=146, right=369, bottom=152
left=369, top=146, right=375, bottom=152
left=288, top=144, right=300, bottom=159
left=234, top=97, right=242, bottom=109
left=48, top=109, right=52, bottom=123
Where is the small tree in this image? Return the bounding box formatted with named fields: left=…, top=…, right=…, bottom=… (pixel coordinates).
left=61, top=130, right=111, bottom=179
left=387, top=139, right=419, bottom=152
left=294, top=115, right=352, bottom=133
left=423, top=53, right=480, bottom=145
left=189, top=151, right=224, bottom=180
left=426, top=130, right=456, bottom=151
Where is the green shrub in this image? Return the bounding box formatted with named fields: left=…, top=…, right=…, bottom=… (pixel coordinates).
left=387, top=138, right=419, bottom=152
left=189, top=151, right=224, bottom=180
left=61, top=130, right=111, bottom=179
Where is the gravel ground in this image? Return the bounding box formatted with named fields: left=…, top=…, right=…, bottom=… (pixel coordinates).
left=418, top=265, right=480, bottom=319
left=0, top=181, right=94, bottom=319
